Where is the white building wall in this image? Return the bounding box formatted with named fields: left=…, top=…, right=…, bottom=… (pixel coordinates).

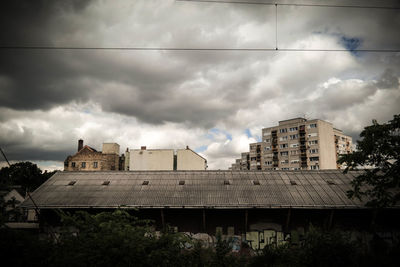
left=177, top=149, right=207, bottom=170
left=130, top=149, right=174, bottom=171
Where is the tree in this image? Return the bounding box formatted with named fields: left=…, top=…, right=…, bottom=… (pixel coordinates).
left=0, top=162, right=55, bottom=195
left=338, top=114, right=400, bottom=208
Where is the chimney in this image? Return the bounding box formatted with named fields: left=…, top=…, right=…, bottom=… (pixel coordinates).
left=186, top=145, right=189, bottom=149
left=78, top=139, right=83, bottom=151
left=141, top=146, right=146, bottom=150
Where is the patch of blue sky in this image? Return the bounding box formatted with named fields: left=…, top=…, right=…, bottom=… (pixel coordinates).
left=340, top=36, right=362, bottom=52
left=195, top=145, right=208, bottom=153
left=206, top=128, right=232, bottom=141
left=245, top=128, right=252, bottom=138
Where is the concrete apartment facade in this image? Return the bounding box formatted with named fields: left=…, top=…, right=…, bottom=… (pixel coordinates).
left=230, top=118, right=352, bottom=171
left=126, top=146, right=207, bottom=171
left=64, top=140, right=122, bottom=171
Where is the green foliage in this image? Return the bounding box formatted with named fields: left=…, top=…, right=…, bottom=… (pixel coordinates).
left=1, top=210, right=399, bottom=266
left=0, top=161, right=55, bottom=195
left=339, top=114, right=400, bottom=207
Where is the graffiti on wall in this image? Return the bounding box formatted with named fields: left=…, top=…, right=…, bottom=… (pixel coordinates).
left=245, top=230, right=291, bottom=250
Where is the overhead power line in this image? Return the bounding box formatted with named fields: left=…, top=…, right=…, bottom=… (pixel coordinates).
left=1, top=46, right=400, bottom=52
left=176, top=0, right=400, bottom=10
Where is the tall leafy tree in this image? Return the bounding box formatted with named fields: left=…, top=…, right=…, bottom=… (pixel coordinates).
left=0, top=161, right=55, bottom=195
left=339, top=114, right=400, bottom=207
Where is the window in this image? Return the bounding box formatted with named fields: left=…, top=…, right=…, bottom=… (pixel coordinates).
left=281, top=159, right=289, bottom=164
left=264, top=138, right=270, bottom=143
left=81, top=162, right=86, bottom=168
left=280, top=151, right=289, bottom=156
left=179, top=180, right=185, bottom=185
left=309, top=149, right=318, bottom=154
left=280, top=144, right=288, bottom=149
left=253, top=180, right=260, bottom=185
left=290, top=134, right=299, bottom=140
left=142, top=181, right=149, bottom=185
left=289, top=127, right=298, bottom=132
left=279, top=128, right=287, bottom=133
left=310, top=157, right=319, bottom=162
left=102, top=181, right=110, bottom=185
left=264, top=132, right=271, bottom=136
left=265, top=161, right=273, bottom=165
left=251, top=157, right=257, bottom=161
left=290, top=150, right=299, bottom=155
left=308, top=133, right=318, bottom=137
left=308, top=140, right=318, bottom=145
left=71, top=162, right=76, bottom=167
left=264, top=146, right=271, bottom=151
left=224, top=180, right=230, bottom=185
left=309, top=123, right=317, bottom=128
left=290, top=143, right=299, bottom=148
left=68, top=181, right=76, bottom=186
left=310, top=165, right=319, bottom=170
left=93, top=162, right=98, bottom=168
left=291, top=159, right=299, bottom=163
left=282, top=167, right=290, bottom=170
left=279, top=136, right=288, bottom=141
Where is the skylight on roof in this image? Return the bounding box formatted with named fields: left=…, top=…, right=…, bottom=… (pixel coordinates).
left=102, top=181, right=110, bottom=186
left=68, top=181, right=76, bottom=186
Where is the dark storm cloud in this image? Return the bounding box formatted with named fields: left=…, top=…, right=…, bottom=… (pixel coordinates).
left=1, top=0, right=400, bottom=168
left=0, top=0, right=274, bottom=127
left=0, top=0, right=92, bottom=109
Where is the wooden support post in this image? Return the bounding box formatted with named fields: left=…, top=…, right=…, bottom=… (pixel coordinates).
left=160, top=209, right=165, bottom=229
left=202, top=209, right=206, bottom=232
left=245, top=209, right=248, bottom=232
left=285, top=208, right=291, bottom=231
left=328, top=210, right=334, bottom=229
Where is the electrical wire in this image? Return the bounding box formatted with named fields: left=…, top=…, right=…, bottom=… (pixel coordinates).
left=1, top=46, right=399, bottom=52
left=176, top=0, right=400, bottom=10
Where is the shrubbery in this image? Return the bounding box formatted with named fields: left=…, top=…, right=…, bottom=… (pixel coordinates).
left=1, top=210, right=399, bottom=267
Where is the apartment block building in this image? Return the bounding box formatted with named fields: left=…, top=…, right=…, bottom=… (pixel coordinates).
left=230, top=118, right=352, bottom=171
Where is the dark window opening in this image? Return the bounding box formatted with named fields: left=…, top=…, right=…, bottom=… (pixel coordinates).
left=142, top=181, right=149, bottom=185
left=102, top=181, right=110, bottom=185
left=179, top=180, right=185, bottom=185
left=224, top=180, right=230, bottom=185
left=253, top=180, right=260, bottom=185
left=68, top=181, right=76, bottom=186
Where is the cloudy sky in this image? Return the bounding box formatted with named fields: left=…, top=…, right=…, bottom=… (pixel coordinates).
left=0, top=0, right=399, bottom=171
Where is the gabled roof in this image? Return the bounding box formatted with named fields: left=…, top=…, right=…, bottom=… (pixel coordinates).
left=78, top=145, right=98, bottom=153
left=21, top=170, right=389, bottom=210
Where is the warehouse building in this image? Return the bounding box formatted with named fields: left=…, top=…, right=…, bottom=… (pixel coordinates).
left=22, top=170, right=400, bottom=250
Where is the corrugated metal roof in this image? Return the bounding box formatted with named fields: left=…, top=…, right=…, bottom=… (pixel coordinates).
left=21, top=170, right=381, bottom=209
